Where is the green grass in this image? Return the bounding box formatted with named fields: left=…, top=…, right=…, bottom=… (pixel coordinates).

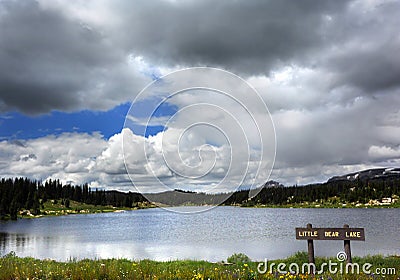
left=244, top=199, right=400, bottom=209
left=16, top=200, right=156, bottom=219
left=0, top=252, right=398, bottom=280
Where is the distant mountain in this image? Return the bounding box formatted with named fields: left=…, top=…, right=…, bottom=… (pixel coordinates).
left=146, top=189, right=231, bottom=206
left=145, top=168, right=400, bottom=206
left=327, top=167, right=400, bottom=183
left=262, top=180, right=284, bottom=188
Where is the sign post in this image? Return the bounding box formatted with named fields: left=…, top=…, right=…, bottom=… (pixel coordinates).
left=295, top=224, right=365, bottom=273
left=343, top=224, right=352, bottom=264
left=306, top=223, right=315, bottom=271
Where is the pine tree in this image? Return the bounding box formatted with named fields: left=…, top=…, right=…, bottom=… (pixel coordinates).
left=9, top=199, right=18, bottom=220
left=32, top=192, right=40, bottom=215
left=25, top=191, right=34, bottom=210
left=65, top=198, right=70, bottom=208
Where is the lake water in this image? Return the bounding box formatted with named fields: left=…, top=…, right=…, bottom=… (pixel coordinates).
left=0, top=207, right=399, bottom=262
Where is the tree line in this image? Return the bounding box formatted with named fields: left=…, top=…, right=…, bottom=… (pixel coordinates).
left=0, top=177, right=146, bottom=220
left=1, top=175, right=400, bottom=220
left=224, top=177, right=400, bottom=206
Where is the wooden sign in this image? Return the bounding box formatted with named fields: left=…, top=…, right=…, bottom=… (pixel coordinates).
left=295, top=227, right=365, bottom=241
left=296, top=224, right=365, bottom=274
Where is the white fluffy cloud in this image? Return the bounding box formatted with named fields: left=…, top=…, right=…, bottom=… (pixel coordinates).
left=248, top=64, right=400, bottom=184
left=0, top=127, right=267, bottom=192
left=368, top=145, right=400, bottom=161
left=0, top=133, right=105, bottom=184
left=0, top=108, right=399, bottom=191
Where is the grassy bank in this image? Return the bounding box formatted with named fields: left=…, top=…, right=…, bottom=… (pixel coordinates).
left=242, top=199, right=400, bottom=209
left=0, top=252, right=398, bottom=280
left=13, top=200, right=156, bottom=220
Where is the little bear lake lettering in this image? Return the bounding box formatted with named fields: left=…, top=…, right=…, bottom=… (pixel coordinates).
left=297, top=230, right=319, bottom=237
left=295, top=227, right=365, bottom=241
left=325, top=231, right=339, bottom=237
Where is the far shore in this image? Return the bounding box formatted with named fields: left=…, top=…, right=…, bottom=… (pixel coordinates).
left=6, top=199, right=399, bottom=222
left=241, top=200, right=400, bottom=209
left=3, top=200, right=399, bottom=221
left=1, top=200, right=158, bottom=221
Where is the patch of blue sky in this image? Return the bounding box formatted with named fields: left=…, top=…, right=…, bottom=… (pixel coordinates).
left=0, top=66, right=174, bottom=140
left=0, top=103, right=131, bottom=140
left=126, top=96, right=178, bottom=137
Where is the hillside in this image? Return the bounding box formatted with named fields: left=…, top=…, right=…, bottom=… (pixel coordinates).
left=328, top=167, right=400, bottom=182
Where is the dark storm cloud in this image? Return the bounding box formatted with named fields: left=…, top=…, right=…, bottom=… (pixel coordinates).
left=0, top=0, right=146, bottom=114
left=1, top=0, right=399, bottom=114
left=331, top=46, right=400, bottom=93
left=111, top=0, right=400, bottom=96
left=116, top=0, right=349, bottom=75
left=320, top=0, right=400, bottom=93
left=118, top=0, right=400, bottom=94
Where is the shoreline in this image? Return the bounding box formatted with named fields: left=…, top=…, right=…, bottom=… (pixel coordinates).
left=241, top=203, right=400, bottom=209
left=2, top=201, right=399, bottom=221
left=0, top=200, right=158, bottom=221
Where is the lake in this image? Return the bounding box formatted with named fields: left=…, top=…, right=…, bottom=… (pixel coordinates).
left=0, top=207, right=399, bottom=262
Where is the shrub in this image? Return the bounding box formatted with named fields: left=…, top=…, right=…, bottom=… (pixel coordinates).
left=227, top=253, right=251, bottom=264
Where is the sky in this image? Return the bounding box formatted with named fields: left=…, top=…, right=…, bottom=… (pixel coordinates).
left=0, top=0, right=400, bottom=192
